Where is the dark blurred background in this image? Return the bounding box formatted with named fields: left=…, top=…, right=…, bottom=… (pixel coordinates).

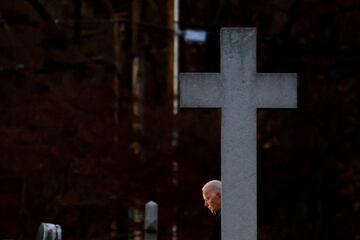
left=0, top=0, right=359, bottom=239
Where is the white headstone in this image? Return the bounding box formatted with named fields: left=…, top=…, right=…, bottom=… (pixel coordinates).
left=36, top=223, right=62, bottom=240
left=144, top=201, right=158, bottom=232
left=180, top=28, right=297, bottom=240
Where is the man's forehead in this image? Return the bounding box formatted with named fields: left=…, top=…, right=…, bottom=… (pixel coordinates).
left=203, top=187, right=212, bottom=196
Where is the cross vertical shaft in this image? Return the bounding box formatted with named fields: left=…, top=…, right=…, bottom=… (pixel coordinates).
left=221, top=28, right=257, bottom=240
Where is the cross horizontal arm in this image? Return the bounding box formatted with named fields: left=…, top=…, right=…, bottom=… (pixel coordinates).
left=255, top=73, right=297, bottom=108
left=179, top=73, right=223, bottom=108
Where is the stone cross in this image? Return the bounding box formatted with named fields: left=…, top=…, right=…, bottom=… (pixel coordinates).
left=179, top=28, right=297, bottom=240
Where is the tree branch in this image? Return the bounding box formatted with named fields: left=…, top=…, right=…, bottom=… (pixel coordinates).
left=23, top=0, right=54, bottom=21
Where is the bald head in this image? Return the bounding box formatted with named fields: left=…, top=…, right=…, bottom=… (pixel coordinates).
left=202, top=180, right=222, bottom=193
left=202, top=180, right=222, bottom=214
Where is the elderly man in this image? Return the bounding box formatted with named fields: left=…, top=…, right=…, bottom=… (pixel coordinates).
left=202, top=180, right=221, bottom=240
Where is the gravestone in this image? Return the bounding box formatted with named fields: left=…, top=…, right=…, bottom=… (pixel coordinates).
left=144, top=200, right=158, bottom=232
left=179, top=28, right=297, bottom=240
left=36, top=223, right=62, bottom=240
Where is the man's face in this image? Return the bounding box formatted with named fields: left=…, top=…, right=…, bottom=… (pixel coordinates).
left=202, top=188, right=221, bottom=214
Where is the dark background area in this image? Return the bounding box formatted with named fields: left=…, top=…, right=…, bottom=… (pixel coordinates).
left=0, top=0, right=359, bottom=239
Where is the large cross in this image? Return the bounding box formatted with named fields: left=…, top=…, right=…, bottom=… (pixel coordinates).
left=179, top=28, right=297, bottom=240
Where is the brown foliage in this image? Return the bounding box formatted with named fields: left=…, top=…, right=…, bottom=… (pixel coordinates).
left=0, top=0, right=359, bottom=239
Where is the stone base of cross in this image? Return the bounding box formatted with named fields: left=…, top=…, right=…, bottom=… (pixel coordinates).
left=179, top=28, right=297, bottom=240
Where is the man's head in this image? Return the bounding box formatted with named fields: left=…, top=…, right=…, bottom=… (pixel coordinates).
left=202, top=180, right=222, bottom=214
